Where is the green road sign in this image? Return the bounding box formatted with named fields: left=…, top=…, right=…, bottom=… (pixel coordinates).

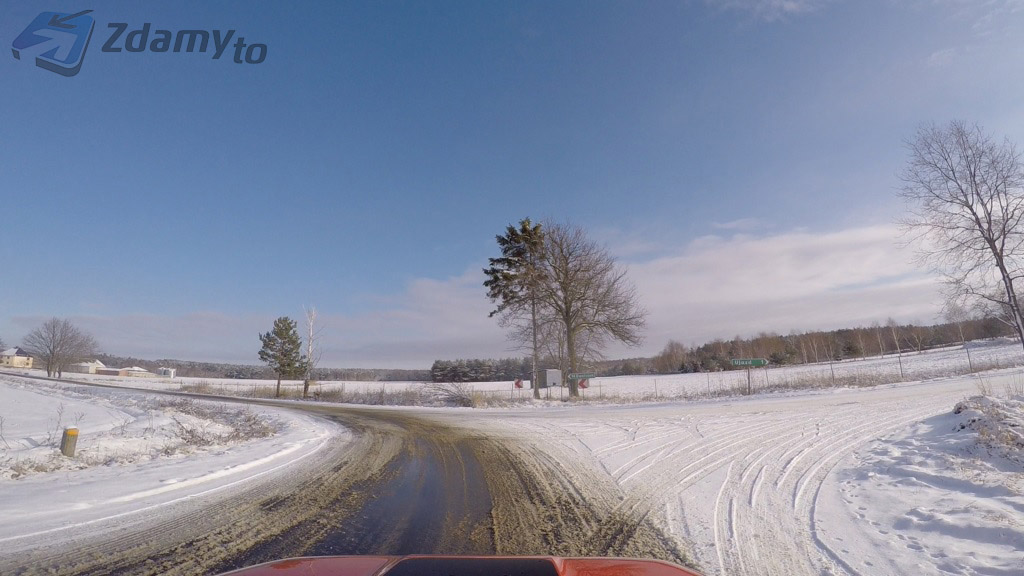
left=730, top=358, right=768, bottom=367
left=568, top=373, right=595, bottom=380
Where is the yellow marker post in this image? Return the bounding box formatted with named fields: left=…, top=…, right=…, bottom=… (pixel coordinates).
left=60, top=427, right=78, bottom=457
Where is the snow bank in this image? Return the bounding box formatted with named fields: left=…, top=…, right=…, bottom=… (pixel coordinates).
left=953, top=395, right=1024, bottom=464
left=0, top=374, right=342, bottom=552
left=0, top=376, right=280, bottom=480
left=817, top=393, right=1024, bottom=575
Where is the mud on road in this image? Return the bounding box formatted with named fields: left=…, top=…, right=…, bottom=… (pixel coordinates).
left=3, top=402, right=693, bottom=576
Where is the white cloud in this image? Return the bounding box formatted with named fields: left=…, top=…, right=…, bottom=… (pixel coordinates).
left=612, top=224, right=943, bottom=357
left=10, top=272, right=512, bottom=371
left=711, top=217, right=763, bottom=231
left=6, top=226, right=944, bottom=370
left=705, top=0, right=828, bottom=21
left=318, top=269, right=512, bottom=368
left=9, top=312, right=270, bottom=365
left=926, top=47, right=960, bottom=69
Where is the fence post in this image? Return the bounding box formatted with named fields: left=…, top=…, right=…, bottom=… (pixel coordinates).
left=60, top=427, right=78, bottom=457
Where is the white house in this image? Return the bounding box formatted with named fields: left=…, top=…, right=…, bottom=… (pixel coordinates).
left=157, top=367, right=176, bottom=378
left=0, top=347, right=33, bottom=369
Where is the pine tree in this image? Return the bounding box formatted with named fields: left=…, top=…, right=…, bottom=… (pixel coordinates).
left=484, top=218, right=546, bottom=398
left=258, top=316, right=307, bottom=398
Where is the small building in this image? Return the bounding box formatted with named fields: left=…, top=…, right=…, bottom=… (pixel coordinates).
left=119, top=366, right=155, bottom=378
left=157, top=367, right=176, bottom=379
left=1, top=347, right=33, bottom=369
left=538, top=369, right=562, bottom=388
left=94, top=366, right=156, bottom=378
left=67, top=359, right=106, bottom=374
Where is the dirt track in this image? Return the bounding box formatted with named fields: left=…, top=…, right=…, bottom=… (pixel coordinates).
left=2, top=398, right=693, bottom=576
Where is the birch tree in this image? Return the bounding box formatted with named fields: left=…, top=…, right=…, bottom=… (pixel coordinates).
left=302, top=306, right=323, bottom=398
left=944, top=298, right=975, bottom=371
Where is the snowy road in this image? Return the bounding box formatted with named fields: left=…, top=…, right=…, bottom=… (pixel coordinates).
left=1, top=377, right=687, bottom=575
left=4, top=370, right=1021, bottom=575
left=447, top=373, right=1021, bottom=576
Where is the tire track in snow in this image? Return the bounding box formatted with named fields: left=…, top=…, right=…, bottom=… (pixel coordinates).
left=488, top=380, right=981, bottom=576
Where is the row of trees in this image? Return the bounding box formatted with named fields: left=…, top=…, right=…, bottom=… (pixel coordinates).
left=427, top=313, right=1009, bottom=379
left=649, top=316, right=1010, bottom=374
left=484, top=220, right=646, bottom=398
left=429, top=357, right=533, bottom=383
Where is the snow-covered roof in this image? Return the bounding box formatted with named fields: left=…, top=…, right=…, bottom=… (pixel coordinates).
left=74, top=359, right=105, bottom=367
left=2, top=347, right=30, bottom=357
left=122, top=366, right=150, bottom=372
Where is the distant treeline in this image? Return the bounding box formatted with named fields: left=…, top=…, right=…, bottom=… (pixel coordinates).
left=93, top=354, right=429, bottom=381
left=92, top=317, right=1013, bottom=383
left=428, top=316, right=1014, bottom=380
left=644, top=316, right=1012, bottom=375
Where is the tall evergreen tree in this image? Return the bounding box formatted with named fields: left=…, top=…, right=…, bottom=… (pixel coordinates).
left=484, top=218, right=546, bottom=399
left=258, top=316, right=307, bottom=398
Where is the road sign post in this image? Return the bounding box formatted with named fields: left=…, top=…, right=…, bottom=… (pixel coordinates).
left=730, top=359, right=768, bottom=395
left=567, top=373, right=595, bottom=380
left=729, top=358, right=768, bottom=368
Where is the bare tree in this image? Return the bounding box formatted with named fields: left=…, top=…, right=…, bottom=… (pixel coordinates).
left=653, top=340, right=688, bottom=373
left=872, top=321, right=886, bottom=357
left=537, top=222, right=647, bottom=397
left=22, top=318, right=98, bottom=378
left=900, top=120, right=1024, bottom=354
left=907, top=323, right=930, bottom=352
left=302, top=306, right=324, bottom=398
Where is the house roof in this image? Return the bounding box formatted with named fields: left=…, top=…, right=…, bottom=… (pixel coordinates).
left=2, top=347, right=30, bottom=357
left=122, top=366, right=150, bottom=372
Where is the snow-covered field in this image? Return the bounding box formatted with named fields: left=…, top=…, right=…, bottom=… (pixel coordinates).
left=442, top=374, right=1024, bottom=575
left=2, top=341, right=1023, bottom=575
left=38, top=337, right=1023, bottom=403
left=0, top=375, right=340, bottom=553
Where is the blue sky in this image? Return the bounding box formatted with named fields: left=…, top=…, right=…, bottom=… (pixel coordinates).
left=2, top=0, right=1023, bottom=368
